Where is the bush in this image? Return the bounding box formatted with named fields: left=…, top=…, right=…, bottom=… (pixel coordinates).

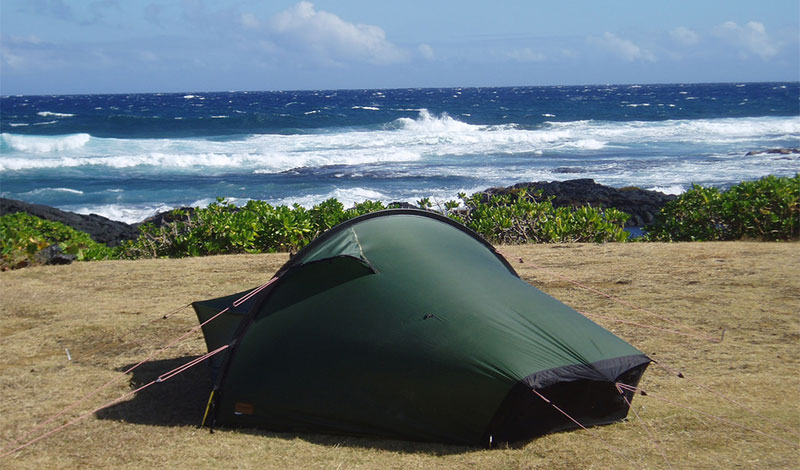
left=117, top=197, right=390, bottom=259
left=0, top=212, right=116, bottom=270
left=644, top=175, right=800, bottom=241
left=447, top=189, right=630, bottom=244
left=117, top=191, right=629, bottom=260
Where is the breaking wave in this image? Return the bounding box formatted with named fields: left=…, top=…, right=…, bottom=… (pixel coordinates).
left=1, top=133, right=91, bottom=153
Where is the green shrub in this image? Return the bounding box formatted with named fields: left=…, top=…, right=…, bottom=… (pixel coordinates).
left=724, top=175, right=800, bottom=240
left=0, top=212, right=116, bottom=269
left=118, top=197, right=389, bottom=259
left=117, top=191, right=630, bottom=260
left=447, top=189, right=630, bottom=244
left=644, top=175, right=800, bottom=241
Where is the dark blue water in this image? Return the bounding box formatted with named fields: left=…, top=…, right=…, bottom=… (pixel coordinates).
left=2, top=83, right=798, bottom=222
left=3, top=83, right=798, bottom=137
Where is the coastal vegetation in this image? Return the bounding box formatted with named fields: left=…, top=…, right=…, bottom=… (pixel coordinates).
left=0, top=212, right=115, bottom=270
left=1, top=175, right=797, bottom=270
left=644, top=174, right=799, bottom=241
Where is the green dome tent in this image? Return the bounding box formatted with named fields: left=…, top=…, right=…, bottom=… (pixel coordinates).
left=193, top=209, right=649, bottom=446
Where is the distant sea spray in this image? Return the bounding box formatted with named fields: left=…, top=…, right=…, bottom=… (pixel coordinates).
left=1, top=83, right=798, bottom=223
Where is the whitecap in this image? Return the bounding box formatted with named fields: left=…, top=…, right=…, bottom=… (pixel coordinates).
left=22, top=187, right=84, bottom=196
left=37, top=111, right=75, bottom=117
left=0, top=133, right=91, bottom=153
left=647, top=184, right=686, bottom=195
left=392, top=109, right=477, bottom=133
left=268, top=187, right=388, bottom=209
left=73, top=204, right=175, bottom=224
left=569, top=139, right=607, bottom=150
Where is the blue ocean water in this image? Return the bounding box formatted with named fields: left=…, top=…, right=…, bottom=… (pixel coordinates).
left=1, top=83, right=798, bottom=223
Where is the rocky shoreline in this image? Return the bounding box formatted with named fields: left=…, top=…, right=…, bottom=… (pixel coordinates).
left=1, top=178, right=675, bottom=246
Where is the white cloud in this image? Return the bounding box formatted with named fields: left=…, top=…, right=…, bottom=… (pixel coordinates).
left=269, top=2, right=407, bottom=65
left=506, top=48, right=546, bottom=63
left=592, top=32, right=655, bottom=62
left=1, top=48, right=25, bottom=70
left=418, top=43, right=435, bottom=61
left=241, top=12, right=260, bottom=30
left=1, top=36, right=46, bottom=70
left=714, top=21, right=777, bottom=60
left=670, top=26, right=699, bottom=46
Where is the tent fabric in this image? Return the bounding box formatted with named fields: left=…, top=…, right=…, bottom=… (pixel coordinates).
left=193, top=209, right=649, bottom=446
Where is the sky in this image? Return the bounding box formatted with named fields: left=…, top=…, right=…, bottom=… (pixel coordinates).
left=1, top=0, right=798, bottom=95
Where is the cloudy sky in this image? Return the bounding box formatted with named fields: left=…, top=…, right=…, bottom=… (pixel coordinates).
left=1, top=0, right=798, bottom=95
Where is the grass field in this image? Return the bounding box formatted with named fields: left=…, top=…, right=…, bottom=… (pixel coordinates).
left=1, top=242, right=798, bottom=469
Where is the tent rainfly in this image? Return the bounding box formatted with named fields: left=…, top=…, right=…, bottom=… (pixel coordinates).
left=193, top=209, right=650, bottom=446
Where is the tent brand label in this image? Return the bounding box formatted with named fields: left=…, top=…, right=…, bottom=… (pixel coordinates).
left=234, top=402, right=255, bottom=415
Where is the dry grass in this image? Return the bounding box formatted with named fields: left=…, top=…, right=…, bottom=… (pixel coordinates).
left=1, top=242, right=798, bottom=469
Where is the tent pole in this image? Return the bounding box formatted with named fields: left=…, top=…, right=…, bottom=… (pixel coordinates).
left=201, top=390, right=216, bottom=428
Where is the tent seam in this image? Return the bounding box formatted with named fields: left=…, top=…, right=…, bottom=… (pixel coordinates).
left=350, top=227, right=367, bottom=262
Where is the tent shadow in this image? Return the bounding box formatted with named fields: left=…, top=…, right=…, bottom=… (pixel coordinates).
left=95, top=356, right=212, bottom=427
left=94, top=356, right=481, bottom=455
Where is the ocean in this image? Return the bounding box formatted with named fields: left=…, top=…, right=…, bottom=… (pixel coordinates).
left=1, top=82, right=798, bottom=223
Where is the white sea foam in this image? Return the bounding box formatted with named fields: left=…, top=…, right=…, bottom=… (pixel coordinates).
left=566, top=139, right=606, bottom=150
left=647, top=185, right=686, bottom=195
left=37, top=111, right=75, bottom=117
left=189, top=197, right=245, bottom=208
left=393, top=109, right=477, bottom=133
left=21, top=187, right=84, bottom=196
left=545, top=116, right=800, bottom=145
left=2, top=116, right=797, bottom=189
left=72, top=204, right=176, bottom=224
left=1, top=133, right=91, bottom=153
left=268, top=187, right=388, bottom=209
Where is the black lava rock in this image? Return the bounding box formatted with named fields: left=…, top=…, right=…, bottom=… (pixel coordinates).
left=0, top=198, right=139, bottom=246
left=481, top=179, right=676, bottom=227
left=34, top=245, right=77, bottom=265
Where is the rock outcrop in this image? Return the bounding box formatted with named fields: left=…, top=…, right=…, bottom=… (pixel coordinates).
left=0, top=198, right=139, bottom=246
left=744, top=148, right=800, bottom=156
left=482, top=179, right=675, bottom=227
